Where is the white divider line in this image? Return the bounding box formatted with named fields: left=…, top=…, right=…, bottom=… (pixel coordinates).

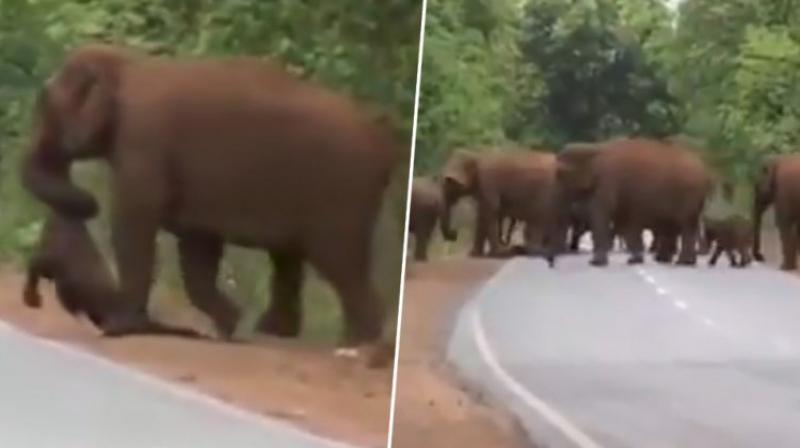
left=386, top=2, right=429, bottom=446
left=0, top=320, right=356, bottom=448
left=469, top=304, right=603, bottom=448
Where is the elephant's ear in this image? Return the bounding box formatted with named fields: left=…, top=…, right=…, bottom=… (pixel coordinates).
left=46, top=45, right=127, bottom=158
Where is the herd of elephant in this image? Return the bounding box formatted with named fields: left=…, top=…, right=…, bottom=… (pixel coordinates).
left=17, top=44, right=400, bottom=352
left=410, top=138, right=800, bottom=271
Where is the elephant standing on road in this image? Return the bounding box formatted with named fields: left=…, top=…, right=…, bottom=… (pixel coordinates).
left=753, top=154, right=800, bottom=270
left=440, top=149, right=562, bottom=260
left=22, top=44, right=398, bottom=347
left=555, top=138, right=713, bottom=267
left=409, top=177, right=446, bottom=261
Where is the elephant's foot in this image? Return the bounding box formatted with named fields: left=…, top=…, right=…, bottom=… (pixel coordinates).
left=675, top=256, right=697, bottom=266
left=627, top=254, right=645, bottom=265
left=590, top=254, right=609, bottom=267
left=100, top=309, right=152, bottom=337
left=753, top=252, right=765, bottom=262
left=780, top=261, right=797, bottom=271
left=212, top=316, right=239, bottom=340
left=259, top=311, right=301, bottom=338
left=654, top=254, right=673, bottom=264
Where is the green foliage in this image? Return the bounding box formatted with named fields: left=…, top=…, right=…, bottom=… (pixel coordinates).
left=418, top=0, right=800, bottom=192
left=666, top=0, right=800, bottom=181
left=0, top=0, right=420, bottom=342
left=415, top=0, right=526, bottom=173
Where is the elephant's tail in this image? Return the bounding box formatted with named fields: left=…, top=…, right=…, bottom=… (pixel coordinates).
left=21, top=152, right=99, bottom=219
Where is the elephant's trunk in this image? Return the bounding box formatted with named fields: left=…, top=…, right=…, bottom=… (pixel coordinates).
left=440, top=199, right=458, bottom=242
left=22, top=150, right=99, bottom=219
left=439, top=185, right=459, bottom=242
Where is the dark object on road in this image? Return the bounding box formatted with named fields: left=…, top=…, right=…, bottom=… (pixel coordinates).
left=24, top=212, right=203, bottom=339
left=555, top=138, right=712, bottom=267
left=21, top=44, right=397, bottom=346
left=702, top=216, right=753, bottom=268
left=752, top=154, right=800, bottom=270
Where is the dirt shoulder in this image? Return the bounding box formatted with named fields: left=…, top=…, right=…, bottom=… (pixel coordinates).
left=0, top=269, right=391, bottom=448
left=391, top=258, right=527, bottom=448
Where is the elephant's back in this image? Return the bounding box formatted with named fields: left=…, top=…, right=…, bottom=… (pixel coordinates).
left=480, top=150, right=556, bottom=180
left=120, top=57, right=395, bottom=180
left=600, top=138, right=710, bottom=184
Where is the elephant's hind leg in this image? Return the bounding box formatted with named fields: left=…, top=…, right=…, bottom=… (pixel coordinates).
left=178, top=236, right=240, bottom=339
left=708, top=246, right=722, bottom=266
left=778, top=218, right=798, bottom=270
left=725, top=248, right=738, bottom=267
left=622, top=223, right=645, bottom=265
left=311, top=238, right=383, bottom=346
left=259, top=251, right=305, bottom=337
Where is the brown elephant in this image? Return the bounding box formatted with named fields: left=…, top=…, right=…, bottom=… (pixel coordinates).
left=555, top=138, right=712, bottom=266
left=701, top=215, right=753, bottom=267
left=21, top=44, right=397, bottom=346
left=752, top=154, right=800, bottom=270
left=439, top=149, right=561, bottom=261
left=409, top=177, right=446, bottom=261
left=25, top=210, right=202, bottom=338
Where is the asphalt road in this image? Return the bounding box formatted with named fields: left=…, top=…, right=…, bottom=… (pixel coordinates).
left=0, top=321, right=354, bottom=448
left=447, top=253, right=800, bottom=448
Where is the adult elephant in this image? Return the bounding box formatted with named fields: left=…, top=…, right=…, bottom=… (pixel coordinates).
left=555, top=138, right=712, bottom=266
left=752, top=154, right=800, bottom=270
left=409, top=177, right=447, bottom=261
left=439, top=149, right=562, bottom=259
left=22, top=44, right=397, bottom=346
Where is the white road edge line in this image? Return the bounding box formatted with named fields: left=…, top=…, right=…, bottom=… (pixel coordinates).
left=0, top=320, right=356, bottom=448
left=470, top=305, right=604, bottom=448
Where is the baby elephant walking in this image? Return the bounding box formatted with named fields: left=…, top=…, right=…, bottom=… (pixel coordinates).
left=701, top=216, right=754, bottom=268
left=24, top=213, right=201, bottom=339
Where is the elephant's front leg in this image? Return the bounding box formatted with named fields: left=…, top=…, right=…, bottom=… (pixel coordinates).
left=676, top=221, right=699, bottom=266
left=479, top=195, right=504, bottom=257
left=178, top=236, right=240, bottom=338
left=589, top=198, right=613, bottom=266
left=101, top=171, right=165, bottom=337
left=470, top=202, right=491, bottom=257
left=259, top=251, right=305, bottom=337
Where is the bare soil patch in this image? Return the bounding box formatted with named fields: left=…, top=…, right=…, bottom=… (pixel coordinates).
left=392, top=257, right=527, bottom=448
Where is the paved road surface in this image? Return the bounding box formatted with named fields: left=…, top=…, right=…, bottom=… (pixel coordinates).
left=0, top=321, right=354, bottom=448
left=448, top=254, right=800, bottom=448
